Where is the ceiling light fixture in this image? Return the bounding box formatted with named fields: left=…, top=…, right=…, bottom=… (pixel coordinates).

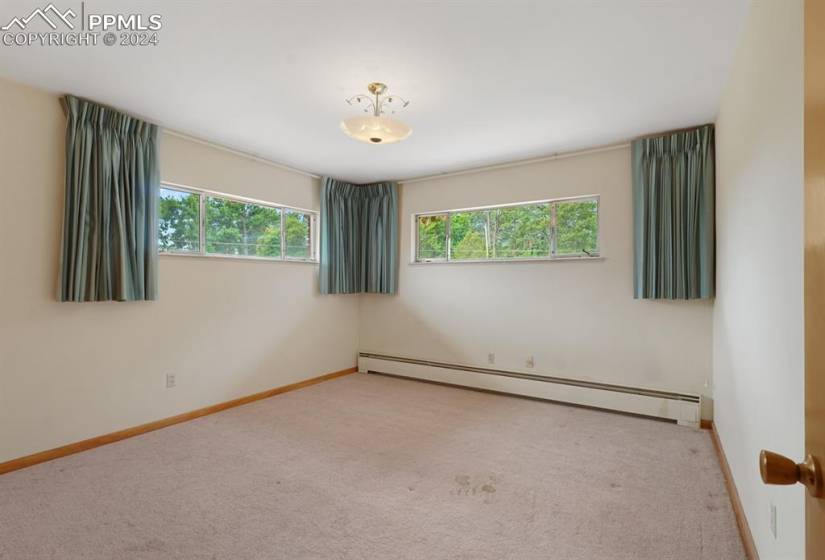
left=340, top=82, right=411, bottom=145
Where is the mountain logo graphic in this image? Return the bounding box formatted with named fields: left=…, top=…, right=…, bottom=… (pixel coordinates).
left=2, top=3, right=76, bottom=31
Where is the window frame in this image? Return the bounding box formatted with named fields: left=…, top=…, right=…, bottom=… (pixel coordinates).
left=412, top=194, right=601, bottom=264
left=159, top=182, right=319, bottom=263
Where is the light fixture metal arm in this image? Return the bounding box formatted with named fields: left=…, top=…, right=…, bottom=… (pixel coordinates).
left=345, top=83, right=410, bottom=116
left=345, top=94, right=377, bottom=115
left=379, top=95, right=411, bottom=115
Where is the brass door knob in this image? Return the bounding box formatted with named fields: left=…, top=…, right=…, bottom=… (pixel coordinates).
left=760, top=450, right=823, bottom=498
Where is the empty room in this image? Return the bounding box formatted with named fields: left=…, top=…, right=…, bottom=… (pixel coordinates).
left=0, top=0, right=823, bottom=558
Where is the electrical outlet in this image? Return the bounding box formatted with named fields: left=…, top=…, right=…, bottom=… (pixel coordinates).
left=166, top=373, right=176, bottom=389
left=525, top=356, right=534, bottom=369
left=487, top=353, right=495, bottom=365
left=770, top=502, right=777, bottom=539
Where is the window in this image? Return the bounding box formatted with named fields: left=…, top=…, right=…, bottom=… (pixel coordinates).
left=413, top=195, right=599, bottom=263
left=205, top=196, right=281, bottom=257
left=158, top=184, right=317, bottom=262
left=284, top=209, right=312, bottom=258
left=450, top=209, right=491, bottom=260
left=493, top=203, right=552, bottom=258
left=159, top=187, right=200, bottom=253
left=417, top=214, right=448, bottom=260
left=554, top=198, right=599, bottom=257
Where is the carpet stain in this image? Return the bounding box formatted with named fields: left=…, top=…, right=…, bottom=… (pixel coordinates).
left=124, top=538, right=167, bottom=553
left=454, top=474, right=498, bottom=502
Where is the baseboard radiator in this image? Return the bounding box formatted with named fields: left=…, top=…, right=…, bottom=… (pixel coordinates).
left=358, top=352, right=701, bottom=428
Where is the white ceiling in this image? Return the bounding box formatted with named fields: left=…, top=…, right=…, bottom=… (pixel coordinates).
left=0, top=0, right=749, bottom=183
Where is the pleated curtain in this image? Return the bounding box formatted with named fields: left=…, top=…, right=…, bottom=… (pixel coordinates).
left=632, top=124, right=715, bottom=299
left=320, top=178, right=398, bottom=294
left=59, top=96, right=159, bottom=302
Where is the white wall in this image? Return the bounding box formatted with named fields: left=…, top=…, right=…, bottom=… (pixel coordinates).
left=359, top=147, right=715, bottom=412
left=714, top=1, right=805, bottom=558
left=0, top=78, right=359, bottom=464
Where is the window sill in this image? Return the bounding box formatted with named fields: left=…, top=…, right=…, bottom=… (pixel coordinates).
left=409, top=255, right=604, bottom=265
left=160, top=252, right=318, bottom=264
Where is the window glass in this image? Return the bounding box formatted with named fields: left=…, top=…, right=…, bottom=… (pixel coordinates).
left=414, top=196, right=599, bottom=263
left=450, top=210, right=491, bottom=260
left=159, top=187, right=200, bottom=253
left=555, top=199, right=599, bottom=256
left=285, top=210, right=312, bottom=259
left=492, top=203, right=550, bottom=258
left=417, top=214, right=448, bottom=260
left=205, top=197, right=281, bottom=257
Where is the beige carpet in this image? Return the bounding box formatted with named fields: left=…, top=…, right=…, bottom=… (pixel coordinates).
left=0, top=373, right=745, bottom=560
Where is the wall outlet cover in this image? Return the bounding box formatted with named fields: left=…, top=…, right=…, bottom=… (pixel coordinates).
left=769, top=502, right=777, bottom=539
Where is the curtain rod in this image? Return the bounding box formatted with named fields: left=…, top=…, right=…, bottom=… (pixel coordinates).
left=174, top=121, right=710, bottom=185
left=59, top=93, right=708, bottom=185
left=634, top=123, right=714, bottom=140
left=57, top=94, right=322, bottom=181
left=162, top=130, right=321, bottom=180
left=399, top=142, right=631, bottom=184
left=399, top=122, right=712, bottom=184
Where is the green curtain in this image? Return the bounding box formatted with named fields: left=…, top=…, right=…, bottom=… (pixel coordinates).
left=59, top=96, right=159, bottom=302
left=633, top=124, right=715, bottom=299
left=320, top=178, right=398, bottom=294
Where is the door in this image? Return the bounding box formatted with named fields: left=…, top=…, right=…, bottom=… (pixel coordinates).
left=804, top=0, right=825, bottom=555
left=760, top=1, right=825, bottom=557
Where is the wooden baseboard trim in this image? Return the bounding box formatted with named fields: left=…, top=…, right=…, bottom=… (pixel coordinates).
left=700, top=419, right=712, bottom=430
left=0, top=366, right=358, bottom=476
left=709, top=421, right=760, bottom=560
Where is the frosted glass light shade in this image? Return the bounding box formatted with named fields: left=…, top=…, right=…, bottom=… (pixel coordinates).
left=340, top=115, right=412, bottom=144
